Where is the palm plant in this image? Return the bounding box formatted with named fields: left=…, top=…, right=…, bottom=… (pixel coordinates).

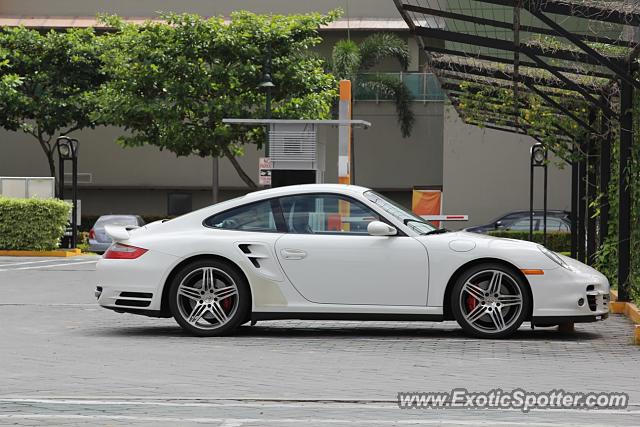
left=331, top=33, right=415, bottom=137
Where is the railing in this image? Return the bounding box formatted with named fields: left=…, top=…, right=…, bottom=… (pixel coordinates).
left=353, top=72, right=444, bottom=102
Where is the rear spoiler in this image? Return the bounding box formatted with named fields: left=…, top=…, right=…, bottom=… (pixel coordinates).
left=104, top=225, right=140, bottom=242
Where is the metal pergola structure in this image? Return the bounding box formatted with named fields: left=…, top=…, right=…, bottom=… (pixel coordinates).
left=394, top=0, right=640, bottom=301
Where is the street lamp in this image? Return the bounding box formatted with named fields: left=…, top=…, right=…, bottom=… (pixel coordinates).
left=530, top=143, right=548, bottom=245
left=56, top=136, right=79, bottom=249
left=259, top=47, right=275, bottom=158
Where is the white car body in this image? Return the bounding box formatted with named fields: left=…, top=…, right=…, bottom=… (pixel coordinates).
left=96, top=184, right=609, bottom=334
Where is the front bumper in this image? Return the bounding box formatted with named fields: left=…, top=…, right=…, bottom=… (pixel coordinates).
left=532, top=313, right=608, bottom=326
left=528, top=256, right=610, bottom=319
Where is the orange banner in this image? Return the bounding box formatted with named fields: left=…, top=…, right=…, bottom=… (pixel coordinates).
left=412, top=190, right=442, bottom=228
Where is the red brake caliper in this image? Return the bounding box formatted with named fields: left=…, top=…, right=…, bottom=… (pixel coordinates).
left=221, top=297, right=233, bottom=312
left=466, top=294, right=478, bottom=312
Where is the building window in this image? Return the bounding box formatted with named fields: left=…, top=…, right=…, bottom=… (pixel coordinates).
left=168, top=193, right=192, bottom=216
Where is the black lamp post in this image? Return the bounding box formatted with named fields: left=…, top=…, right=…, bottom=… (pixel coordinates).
left=56, top=136, right=79, bottom=249
left=259, top=47, right=275, bottom=157
left=530, top=143, right=548, bottom=245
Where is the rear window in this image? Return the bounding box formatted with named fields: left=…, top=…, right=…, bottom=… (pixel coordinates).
left=204, top=200, right=278, bottom=232
left=95, top=216, right=139, bottom=227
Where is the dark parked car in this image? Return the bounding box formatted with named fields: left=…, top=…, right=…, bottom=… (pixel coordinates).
left=89, top=215, right=146, bottom=253
left=464, top=210, right=571, bottom=234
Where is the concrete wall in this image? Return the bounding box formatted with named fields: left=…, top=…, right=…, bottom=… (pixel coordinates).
left=442, top=106, right=572, bottom=230
left=0, top=100, right=443, bottom=215
left=351, top=101, right=443, bottom=188
left=0, top=0, right=443, bottom=216
left=0, top=0, right=408, bottom=17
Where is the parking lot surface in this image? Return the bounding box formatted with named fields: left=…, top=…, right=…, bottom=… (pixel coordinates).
left=1, top=256, right=639, bottom=426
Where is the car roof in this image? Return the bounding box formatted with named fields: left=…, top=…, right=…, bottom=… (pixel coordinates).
left=163, top=184, right=373, bottom=228
left=503, top=210, right=569, bottom=215
left=237, top=184, right=371, bottom=204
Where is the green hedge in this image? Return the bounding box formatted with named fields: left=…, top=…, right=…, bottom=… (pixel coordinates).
left=0, top=197, right=71, bottom=250
left=487, top=230, right=571, bottom=253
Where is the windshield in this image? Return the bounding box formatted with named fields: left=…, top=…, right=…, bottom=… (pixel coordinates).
left=364, top=191, right=437, bottom=234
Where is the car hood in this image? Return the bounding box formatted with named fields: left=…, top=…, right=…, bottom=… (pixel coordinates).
left=439, top=230, right=541, bottom=248
left=414, top=230, right=563, bottom=271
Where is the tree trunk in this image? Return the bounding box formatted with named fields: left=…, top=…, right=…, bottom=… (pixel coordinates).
left=46, top=150, right=56, bottom=179
left=222, top=146, right=257, bottom=189
left=42, top=144, right=60, bottom=198
left=36, top=137, right=56, bottom=178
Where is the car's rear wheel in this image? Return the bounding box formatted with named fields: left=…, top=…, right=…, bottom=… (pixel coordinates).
left=168, top=259, right=249, bottom=336
left=451, top=263, right=530, bottom=338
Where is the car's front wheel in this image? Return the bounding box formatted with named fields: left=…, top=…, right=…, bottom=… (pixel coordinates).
left=451, top=263, right=530, bottom=338
left=168, top=259, right=250, bottom=336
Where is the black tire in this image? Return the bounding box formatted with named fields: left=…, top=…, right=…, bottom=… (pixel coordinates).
left=168, top=259, right=250, bottom=337
left=451, top=263, right=531, bottom=339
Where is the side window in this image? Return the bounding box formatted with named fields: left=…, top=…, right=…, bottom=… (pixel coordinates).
left=204, top=200, right=277, bottom=232
left=543, top=218, right=568, bottom=232
left=279, top=194, right=379, bottom=235
left=501, top=213, right=521, bottom=222
left=509, top=218, right=536, bottom=231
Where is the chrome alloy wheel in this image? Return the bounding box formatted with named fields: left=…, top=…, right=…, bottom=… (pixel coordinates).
left=459, top=270, right=524, bottom=334
left=176, top=267, right=239, bottom=330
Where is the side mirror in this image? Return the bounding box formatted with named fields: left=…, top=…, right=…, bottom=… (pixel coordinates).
left=495, top=220, right=503, bottom=229
left=367, top=221, right=397, bottom=236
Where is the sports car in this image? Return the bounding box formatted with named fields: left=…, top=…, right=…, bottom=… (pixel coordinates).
left=95, top=184, right=609, bottom=338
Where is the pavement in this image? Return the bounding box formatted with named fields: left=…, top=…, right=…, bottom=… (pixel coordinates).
left=0, top=255, right=639, bottom=426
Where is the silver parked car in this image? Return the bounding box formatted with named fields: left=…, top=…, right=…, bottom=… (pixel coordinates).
left=89, top=215, right=145, bottom=253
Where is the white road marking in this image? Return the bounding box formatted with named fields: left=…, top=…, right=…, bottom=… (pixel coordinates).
left=1, top=398, right=638, bottom=414
left=1, top=398, right=396, bottom=410
left=0, top=259, right=97, bottom=272
left=0, top=258, right=81, bottom=267
left=0, top=303, right=95, bottom=307
left=0, top=414, right=630, bottom=426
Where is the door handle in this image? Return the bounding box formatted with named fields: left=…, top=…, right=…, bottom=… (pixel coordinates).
left=280, top=249, right=307, bottom=260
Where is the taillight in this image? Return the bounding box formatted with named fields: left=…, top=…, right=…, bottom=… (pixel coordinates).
left=89, top=229, right=96, bottom=240
left=104, top=243, right=148, bottom=259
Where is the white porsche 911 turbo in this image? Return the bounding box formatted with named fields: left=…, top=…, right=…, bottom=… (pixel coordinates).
left=96, top=184, right=609, bottom=338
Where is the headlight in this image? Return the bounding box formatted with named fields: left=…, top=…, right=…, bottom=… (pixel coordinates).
left=538, top=245, right=571, bottom=270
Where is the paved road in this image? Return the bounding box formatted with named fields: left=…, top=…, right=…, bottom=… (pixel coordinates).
left=0, top=256, right=638, bottom=426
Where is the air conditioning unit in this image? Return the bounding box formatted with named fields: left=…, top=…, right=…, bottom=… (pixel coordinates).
left=269, top=123, right=323, bottom=171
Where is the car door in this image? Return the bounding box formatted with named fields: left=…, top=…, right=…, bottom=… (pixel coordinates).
left=274, top=193, right=429, bottom=306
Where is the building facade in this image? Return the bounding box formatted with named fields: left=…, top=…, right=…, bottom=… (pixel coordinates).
left=0, top=0, right=571, bottom=228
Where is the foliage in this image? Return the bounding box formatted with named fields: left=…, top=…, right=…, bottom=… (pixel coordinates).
left=359, top=33, right=410, bottom=71
left=0, top=26, right=104, bottom=177
left=456, top=81, right=588, bottom=164
left=0, top=197, right=71, bottom=250
left=77, top=231, right=92, bottom=253
left=96, top=12, right=339, bottom=188
left=331, top=33, right=415, bottom=137
left=453, top=58, right=639, bottom=305
left=487, top=230, right=571, bottom=253
left=593, top=71, right=640, bottom=305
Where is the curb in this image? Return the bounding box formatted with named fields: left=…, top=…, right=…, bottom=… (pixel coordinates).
left=0, top=248, right=82, bottom=257
left=609, top=290, right=640, bottom=345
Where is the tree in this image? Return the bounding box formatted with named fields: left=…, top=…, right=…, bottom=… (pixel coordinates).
left=0, top=26, right=104, bottom=178
left=96, top=12, right=338, bottom=189
left=331, top=33, right=415, bottom=137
